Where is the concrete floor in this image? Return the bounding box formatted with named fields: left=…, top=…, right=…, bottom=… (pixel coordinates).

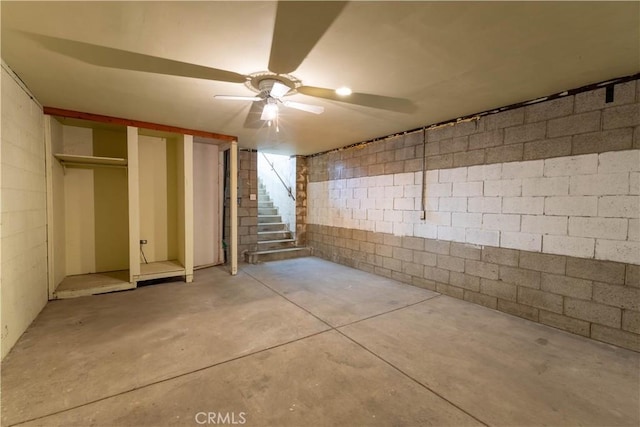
left=1, top=257, right=638, bottom=426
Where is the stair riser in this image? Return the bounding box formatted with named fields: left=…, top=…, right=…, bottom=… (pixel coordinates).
left=245, top=248, right=311, bottom=264
left=258, top=232, right=293, bottom=240
left=258, top=208, right=278, bottom=215
left=258, top=223, right=288, bottom=232
left=258, top=217, right=282, bottom=224
left=256, top=241, right=297, bottom=250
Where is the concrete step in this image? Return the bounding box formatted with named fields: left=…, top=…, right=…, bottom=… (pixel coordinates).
left=258, top=223, right=288, bottom=232
left=258, top=202, right=274, bottom=208
left=245, top=247, right=311, bottom=264
left=257, top=238, right=296, bottom=244
left=256, top=239, right=297, bottom=250
left=258, top=207, right=278, bottom=216
left=258, top=231, right=293, bottom=240
left=258, top=215, right=282, bottom=224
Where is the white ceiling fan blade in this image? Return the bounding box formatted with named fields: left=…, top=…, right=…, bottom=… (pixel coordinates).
left=282, top=101, right=324, bottom=114
left=214, top=95, right=262, bottom=101
left=270, top=82, right=290, bottom=98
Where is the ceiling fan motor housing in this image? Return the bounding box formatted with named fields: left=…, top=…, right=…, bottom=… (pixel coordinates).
left=246, top=71, right=300, bottom=97
left=258, top=79, right=277, bottom=99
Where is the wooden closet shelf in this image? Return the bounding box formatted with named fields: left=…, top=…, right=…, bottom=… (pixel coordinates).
left=54, top=154, right=127, bottom=166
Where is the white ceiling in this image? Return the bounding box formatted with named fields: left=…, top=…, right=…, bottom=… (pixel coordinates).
left=2, top=1, right=638, bottom=155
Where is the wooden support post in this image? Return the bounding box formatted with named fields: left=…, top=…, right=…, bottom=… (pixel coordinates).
left=127, top=126, right=140, bottom=283
left=44, top=115, right=56, bottom=299
left=230, top=140, right=238, bottom=275
left=182, top=134, right=194, bottom=282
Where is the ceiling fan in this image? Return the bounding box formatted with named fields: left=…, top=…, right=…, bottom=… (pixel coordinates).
left=215, top=79, right=325, bottom=128
left=21, top=1, right=416, bottom=129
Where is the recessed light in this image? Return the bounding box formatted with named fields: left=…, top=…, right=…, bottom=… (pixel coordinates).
left=336, top=87, right=352, bottom=96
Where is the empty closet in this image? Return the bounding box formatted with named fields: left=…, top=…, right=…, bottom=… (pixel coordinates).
left=46, top=116, right=228, bottom=299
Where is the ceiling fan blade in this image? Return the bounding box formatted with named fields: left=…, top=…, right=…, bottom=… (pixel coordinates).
left=268, top=1, right=348, bottom=74
left=244, top=101, right=266, bottom=129
left=297, top=85, right=418, bottom=113
left=215, top=95, right=262, bottom=101
left=282, top=101, right=324, bottom=114
left=270, top=81, right=291, bottom=98
left=24, top=32, right=248, bottom=84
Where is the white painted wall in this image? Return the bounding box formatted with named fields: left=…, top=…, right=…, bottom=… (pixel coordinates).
left=193, top=142, right=221, bottom=267
left=54, top=125, right=129, bottom=276
left=258, top=153, right=296, bottom=233
left=92, top=129, right=129, bottom=273
left=138, top=135, right=178, bottom=263
left=1, top=65, right=47, bottom=359
left=62, top=126, right=96, bottom=274
left=308, top=150, right=640, bottom=265
left=64, top=168, right=96, bottom=273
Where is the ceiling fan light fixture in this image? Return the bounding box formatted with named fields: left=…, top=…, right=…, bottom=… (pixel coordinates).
left=262, top=103, right=278, bottom=121
left=336, top=86, right=352, bottom=96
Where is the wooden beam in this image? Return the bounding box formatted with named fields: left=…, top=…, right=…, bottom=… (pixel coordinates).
left=43, top=107, right=237, bottom=142
left=127, top=126, right=140, bottom=282
left=230, top=140, right=238, bottom=276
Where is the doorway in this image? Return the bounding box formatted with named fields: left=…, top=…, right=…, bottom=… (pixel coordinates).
left=257, top=152, right=297, bottom=237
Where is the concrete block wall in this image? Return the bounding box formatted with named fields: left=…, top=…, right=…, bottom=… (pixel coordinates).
left=296, top=156, right=308, bottom=246
left=225, top=149, right=258, bottom=261
left=308, top=150, right=639, bottom=263
left=1, top=65, right=48, bottom=359
left=305, top=79, right=640, bottom=351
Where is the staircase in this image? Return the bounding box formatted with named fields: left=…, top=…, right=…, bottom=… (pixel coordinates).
left=245, top=181, right=310, bottom=263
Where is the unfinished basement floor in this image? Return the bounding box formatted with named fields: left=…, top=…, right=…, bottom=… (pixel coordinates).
left=2, top=257, right=639, bottom=426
